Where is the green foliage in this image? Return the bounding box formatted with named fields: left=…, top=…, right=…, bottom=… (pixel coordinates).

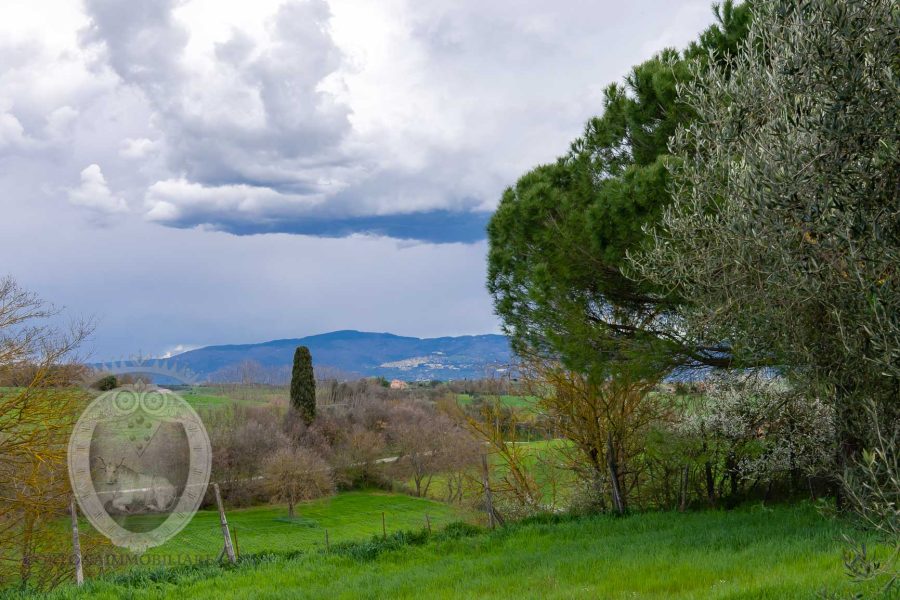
left=486, top=1, right=752, bottom=380
left=290, top=346, right=316, bottom=424
left=93, top=375, right=118, bottom=391
left=631, top=0, right=899, bottom=452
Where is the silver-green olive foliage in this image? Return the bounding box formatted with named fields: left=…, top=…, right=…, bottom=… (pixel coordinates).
left=632, top=0, right=899, bottom=434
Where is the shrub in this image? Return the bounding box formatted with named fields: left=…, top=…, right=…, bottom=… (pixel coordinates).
left=93, top=374, right=118, bottom=391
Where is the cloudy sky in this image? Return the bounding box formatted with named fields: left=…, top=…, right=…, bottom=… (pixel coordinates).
left=1, top=0, right=721, bottom=361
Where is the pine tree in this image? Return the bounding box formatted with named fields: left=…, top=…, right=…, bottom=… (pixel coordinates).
left=290, top=346, right=316, bottom=424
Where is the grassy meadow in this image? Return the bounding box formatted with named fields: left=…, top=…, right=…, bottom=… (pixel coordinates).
left=178, top=386, right=285, bottom=409
left=456, top=393, right=540, bottom=411
left=138, top=491, right=469, bottom=559
left=16, top=503, right=881, bottom=599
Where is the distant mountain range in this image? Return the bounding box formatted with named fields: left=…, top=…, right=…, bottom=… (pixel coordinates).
left=122, top=331, right=514, bottom=382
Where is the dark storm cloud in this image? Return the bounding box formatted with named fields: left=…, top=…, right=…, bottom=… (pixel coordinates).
left=161, top=208, right=492, bottom=244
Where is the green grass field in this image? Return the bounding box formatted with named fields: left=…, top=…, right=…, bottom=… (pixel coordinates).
left=408, top=439, right=576, bottom=506
left=1, top=385, right=265, bottom=412
left=176, top=386, right=284, bottom=409
left=25, top=503, right=881, bottom=599
left=139, top=491, right=468, bottom=559
left=177, top=389, right=233, bottom=408
left=456, top=394, right=539, bottom=411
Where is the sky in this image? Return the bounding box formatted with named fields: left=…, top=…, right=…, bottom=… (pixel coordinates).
left=0, top=0, right=722, bottom=361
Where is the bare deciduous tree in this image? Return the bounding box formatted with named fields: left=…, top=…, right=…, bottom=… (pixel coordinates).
left=0, top=276, right=103, bottom=589
left=209, top=404, right=291, bottom=506
left=262, top=446, right=334, bottom=518
left=388, top=405, right=478, bottom=499
left=463, top=400, right=542, bottom=511
left=331, top=425, right=386, bottom=488
left=529, top=361, right=666, bottom=514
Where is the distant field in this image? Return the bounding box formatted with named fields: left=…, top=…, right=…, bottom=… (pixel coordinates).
left=413, top=439, right=576, bottom=507
left=1, top=385, right=277, bottom=411
left=29, top=503, right=880, bottom=599
left=456, top=394, right=539, bottom=410
left=177, top=389, right=233, bottom=408
left=170, top=386, right=285, bottom=410
left=492, top=439, right=577, bottom=506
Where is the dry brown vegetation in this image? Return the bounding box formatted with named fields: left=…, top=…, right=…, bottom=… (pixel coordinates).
left=0, top=277, right=110, bottom=590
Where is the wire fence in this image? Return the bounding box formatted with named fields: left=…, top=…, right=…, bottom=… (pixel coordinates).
left=3, top=459, right=497, bottom=590
left=137, top=490, right=469, bottom=563
left=0, top=487, right=478, bottom=590
left=46, top=479, right=480, bottom=586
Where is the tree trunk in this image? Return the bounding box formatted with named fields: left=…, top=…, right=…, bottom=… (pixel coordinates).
left=679, top=466, right=689, bottom=512
left=20, top=510, right=35, bottom=586
left=834, top=396, right=864, bottom=511
left=724, top=451, right=739, bottom=506
left=704, top=461, right=716, bottom=506
left=606, top=431, right=626, bottom=515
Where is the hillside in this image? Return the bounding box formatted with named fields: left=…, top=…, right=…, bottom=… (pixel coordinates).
left=155, top=330, right=513, bottom=382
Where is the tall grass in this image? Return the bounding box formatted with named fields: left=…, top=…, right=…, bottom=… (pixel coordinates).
left=6, top=503, right=880, bottom=599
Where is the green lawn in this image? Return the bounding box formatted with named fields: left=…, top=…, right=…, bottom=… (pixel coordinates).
left=34, top=503, right=883, bottom=599
left=123, top=491, right=467, bottom=560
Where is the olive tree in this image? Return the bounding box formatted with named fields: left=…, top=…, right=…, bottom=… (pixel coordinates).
left=632, top=0, right=899, bottom=469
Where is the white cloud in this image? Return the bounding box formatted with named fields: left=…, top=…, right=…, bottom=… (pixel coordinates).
left=59, top=0, right=726, bottom=240
left=119, top=137, right=159, bottom=159
left=44, top=105, right=79, bottom=140
left=638, top=1, right=714, bottom=57
left=143, top=178, right=324, bottom=225
left=0, top=111, right=29, bottom=149
left=158, top=343, right=200, bottom=359
left=67, top=164, right=127, bottom=213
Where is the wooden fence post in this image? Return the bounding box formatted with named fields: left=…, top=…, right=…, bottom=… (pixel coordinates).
left=381, top=511, right=386, bottom=538
left=325, top=529, right=330, bottom=553
left=481, top=454, right=495, bottom=529
left=213, top=483, right=236, bottom=564
left=69, top=496, right=84, bottom=586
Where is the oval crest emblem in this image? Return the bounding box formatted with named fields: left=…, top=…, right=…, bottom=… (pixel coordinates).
left=68, top=382, right=211, bottom=552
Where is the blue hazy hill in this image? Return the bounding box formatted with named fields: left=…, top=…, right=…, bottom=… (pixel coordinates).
left=160, top=330, right=513, bottom=381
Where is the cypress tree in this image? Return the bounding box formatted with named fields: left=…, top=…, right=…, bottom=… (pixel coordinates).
left=290, top=346, right=316, bottom=424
